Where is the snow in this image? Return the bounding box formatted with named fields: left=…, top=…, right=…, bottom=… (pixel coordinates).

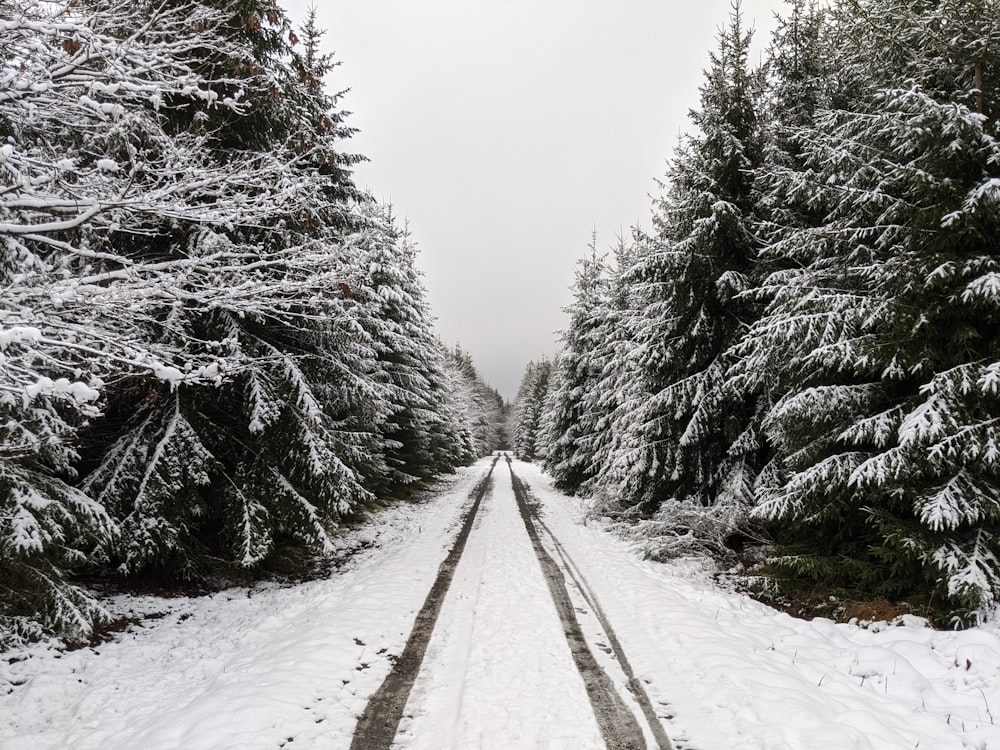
left=148, top=360, right=225, bottom=387
left=979, top=363, right=1000, bottom=396
left=964, top=272, right=1000, bottom=304
left=23, top=376, right=100, bottom=404
left=0, top=462, right=491, bottom=750
left=516, top=461, right=1000, bottom=750
left=10, top=490, right=47, bottom=552
left=396, top=467, right=604, bottom=749
left=3, top=456, right=1000, bottom=749
left=0, top=326, right=41, bottom=350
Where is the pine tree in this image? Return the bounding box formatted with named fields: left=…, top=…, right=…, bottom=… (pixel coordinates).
left=1, top=0, right=313, bottom=640
left=544, top=239, right=610, bottom=494
left=577, top=236, right=642, bottom=500
left=721, top=0, right=836, bottom=543
left=742, top=0, right=1000, bottom=618
left=598, top=3, right=765, bottom=548
left=447, top=345, right=505, bottom=456
left=1, top=0, right=500, bottom=643
left=434, top=346, right=502, bottom=461
left=0, top=385, right=115, bottom=647
left=512, top=360, right=553, bottom=460
left=535, top=359, right=562, bottom=464
left=74, top=0, right=383, bottom=578
left=351, top=202, right=467, bottom=489
left=754, top=0, right=835, bottom=233
left=438, top=360, right=480, bottom=467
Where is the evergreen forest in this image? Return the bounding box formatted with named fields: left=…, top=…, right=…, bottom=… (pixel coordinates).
left=0, top=0, right=505, bottom=647
left=513, top=0, right=1000, bottom=625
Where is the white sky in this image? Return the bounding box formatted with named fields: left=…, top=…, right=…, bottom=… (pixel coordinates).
left=282, top=1, right=787, bottom=400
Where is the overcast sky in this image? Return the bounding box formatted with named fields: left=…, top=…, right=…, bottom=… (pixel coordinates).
left=283, top=0, right=786, bottom=400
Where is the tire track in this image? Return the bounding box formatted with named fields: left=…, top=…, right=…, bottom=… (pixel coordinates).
left=516, top=470, right=674, bottom=750
left=349, top=457, right=498, bottom=750
left=506, top=458, right=653, bottom=750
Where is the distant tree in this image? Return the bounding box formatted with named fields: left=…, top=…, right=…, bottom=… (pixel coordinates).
left=351, top=203, right=460, bottom=490
left=443, top=346, right=504, bottom=459
left=535, top=360, right=562, bottom=464
left=511, top=360, right=553, bottom=460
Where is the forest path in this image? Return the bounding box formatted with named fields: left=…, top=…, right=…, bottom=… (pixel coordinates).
left=350, top=456, right=670, bottom=750
left=5, top=457, right=991, bottom=750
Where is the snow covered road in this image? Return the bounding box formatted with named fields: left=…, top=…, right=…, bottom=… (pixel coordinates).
left=389, top=458, right=649, bottom=749
left=3, top=456, right=1000, bottom=749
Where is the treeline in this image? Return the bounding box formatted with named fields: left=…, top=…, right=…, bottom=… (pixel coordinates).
left=513, top=0, right=1000, bottom=624
left=0, top=0, right=501, bottom=647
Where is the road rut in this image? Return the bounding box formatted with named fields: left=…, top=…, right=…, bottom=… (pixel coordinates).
left=350, top=455, right=671, bottom=749
left=349, top=458, right=498, bottom=750
left=508, top=460, right=673, bottom=750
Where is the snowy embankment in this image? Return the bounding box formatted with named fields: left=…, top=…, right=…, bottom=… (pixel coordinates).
left=516, top=460, right=1000, bottom=750
left=2, top=456, right=999, bottom=750
left=0, top=460, right=492, bottom=750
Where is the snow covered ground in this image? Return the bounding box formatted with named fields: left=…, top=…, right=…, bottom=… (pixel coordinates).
left=394, top=460, right=606, bottom=749
left=517, top=461, right=1000, bottom=750
left=2, top=456, right=1000, bottom=749
left=0, top=462, right=491, bottom=750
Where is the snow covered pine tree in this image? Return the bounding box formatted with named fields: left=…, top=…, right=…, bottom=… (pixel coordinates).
left=593, top=2, right=765, bottom=557
left=1, top=0, right=486, bottom=644
left=1, top=0, right=307, bottom=644
left=742, top=0, right=1000, bottom=620
left=543, top=239, right=610, bottom=496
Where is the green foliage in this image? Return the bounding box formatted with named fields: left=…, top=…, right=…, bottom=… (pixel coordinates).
left=0, top=394, right=115, bottom=646
left=0, top=0, right=499, bottom=646
left=543, top=238, right=610, bottom=494
left=597, top=2, right=766, bottom=526
left=740, top=1, right=1000, bottom=619
left=352, top=204, right=476, bottom=487
left=511, top=359, right=553, bottom=460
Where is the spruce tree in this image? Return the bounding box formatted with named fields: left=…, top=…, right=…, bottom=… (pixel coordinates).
left=544, top=240, right=610, bottom=494
left=743, top=0, right=1000, bottom=618
left=1, top=0, right=312, bottom=639
left=352, top=202, right=466, bottom=489
left=1, top=0, right=498, bottom=643
left=577, top=236, right=641, bottom=500
left=722, top=0, right=836, bottom=540
left=447, top=346, right=505, bottom=455
left=600, top=3, right=765, bottom=544
left=77, top=0, right=379, bottom=578
left=0, top=388, right=115, bottom=647
left=512, top=360, right=553, bottom=460
left=440, top=346, right=502, bottom=460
